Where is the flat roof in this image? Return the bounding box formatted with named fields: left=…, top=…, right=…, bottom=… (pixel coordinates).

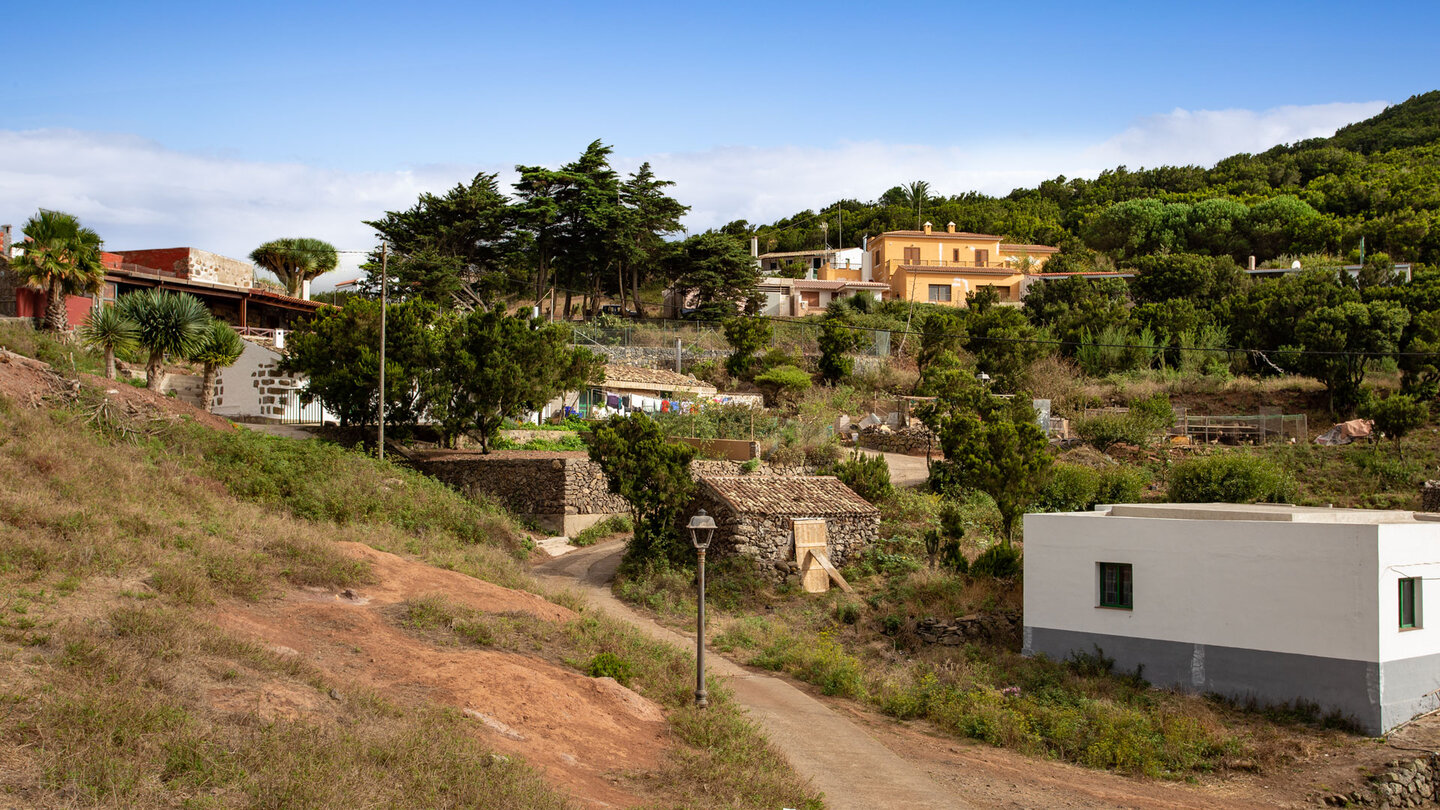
left=1093, top=503, right=1425, bottom=525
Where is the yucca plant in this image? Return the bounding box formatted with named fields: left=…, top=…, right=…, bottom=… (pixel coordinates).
left=116, top=289, right=210, bottom=391
left=77, top=305, right=139, bottom=380
left=190, top=319, right=246, bottom=410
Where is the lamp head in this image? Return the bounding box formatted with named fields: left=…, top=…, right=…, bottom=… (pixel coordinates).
left=687, top=509, right=717, bottom=550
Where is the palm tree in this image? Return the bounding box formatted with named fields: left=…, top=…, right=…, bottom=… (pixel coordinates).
left=249, top=238, right=339, bottom=298
left=8, top=210, right=106, bottom=332
left=190, top=320, right=246, bottom=410
left=116, top=289, right=210, bottom=391
left=902, top=180, right=931, bottom=230
left=78, top=306, right=139, bottom=380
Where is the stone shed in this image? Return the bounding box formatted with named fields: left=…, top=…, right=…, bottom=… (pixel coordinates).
left=691, top=476, right=879, bottom=580
left=409, top=450, right=629, bottom=536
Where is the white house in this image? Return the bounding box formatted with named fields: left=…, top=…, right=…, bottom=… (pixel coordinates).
left=1023, top=503, right=1440, bottom=735
left=212, top=337, right=337, bottom=424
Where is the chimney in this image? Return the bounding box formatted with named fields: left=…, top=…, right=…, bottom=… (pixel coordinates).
left=1248, top=255, right=1256, bottom=272
left=1, top=224, right=10, bottom=259
left=862, top=235, right=868, bottom=250
left=750, top=236, right=758, bottom=257
left=301, top=279, right=312, bottom=301
left=274, top=329, right=286, bottom=350
left=947, top=222, right=956, bottom=234
left=923, top=221, right=932, bottom=235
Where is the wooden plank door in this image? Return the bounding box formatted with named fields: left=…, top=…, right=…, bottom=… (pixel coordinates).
left=793, top=519, right=829, bottom=593
left=974, top=249, right=989, bottom=267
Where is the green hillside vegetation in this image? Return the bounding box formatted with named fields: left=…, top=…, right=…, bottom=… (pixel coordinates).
left=734, top=91, right=1440, bottom=266
left=0, top=340, right=818, bottom=809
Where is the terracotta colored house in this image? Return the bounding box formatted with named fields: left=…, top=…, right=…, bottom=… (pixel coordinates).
left=868, top=222, right=1057, bottom=306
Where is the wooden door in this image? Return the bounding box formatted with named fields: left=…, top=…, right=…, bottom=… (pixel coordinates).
left=974, top=249, right=989, bottom=267
left=793, top=519, right=829, bottom=593
left=903, top=247, right=921, bottom=265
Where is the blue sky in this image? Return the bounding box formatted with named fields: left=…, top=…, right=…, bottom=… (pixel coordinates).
left=1, top=0, right=1436, bottom=286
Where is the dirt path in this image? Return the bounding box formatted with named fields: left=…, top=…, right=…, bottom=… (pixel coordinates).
left=857, top=449, right=932, bottom=487
left=535, top=540, right=970, bottom=810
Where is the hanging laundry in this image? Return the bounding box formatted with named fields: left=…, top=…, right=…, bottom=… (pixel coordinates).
left=607, top=394, right=620, bottom=408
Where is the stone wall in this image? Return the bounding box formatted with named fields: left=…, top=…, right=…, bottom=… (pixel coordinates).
left=213, top=340, right=306, bottom=420
left=588, top=345, right=727, bottom=371
left=0, top=259, right=15, bottom=318
left=1324, top=755, right=1439, bottom=807
left=689, top=486, right=876, bottom=583
left=858, top=423, right=939, bottom=456
left=186, top=248, right=254, bottom=289
left=689, top=459, right=817, bottom=478
left=1423, top=481, right=1440, bottom=513
left=916, top=613, right=1022, bottom=647
left=412, top=453, right=629, bottom=535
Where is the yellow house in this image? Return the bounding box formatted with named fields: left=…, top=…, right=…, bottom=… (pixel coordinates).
left=866, top=222, right=1057, bottom=307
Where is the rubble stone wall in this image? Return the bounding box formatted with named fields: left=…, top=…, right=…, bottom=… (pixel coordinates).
left=689, top=486, right=876, bottom=583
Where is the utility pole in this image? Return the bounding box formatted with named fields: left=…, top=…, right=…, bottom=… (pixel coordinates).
left=378, top=242, right=388, bottom=461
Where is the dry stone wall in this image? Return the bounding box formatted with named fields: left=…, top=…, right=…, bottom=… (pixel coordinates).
left=1324, top=755, right=1439, bottom=807
left=858, top=423, right=939, bottom=456
left=412, top=454, right=629, bottom=534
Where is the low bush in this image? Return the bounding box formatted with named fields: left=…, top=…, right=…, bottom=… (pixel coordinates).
left=1034, top=464, right=1148, bottom=512
left=571, top=514, right=633, bottom=546
left=969, top=544, right=1022, bottom=579
left=1167, top=453, right=1293, bottom=504
left=585, top=652, right=634, bottom=685
left=754, top=364, right=813, bottom=406
left=829, top=451, right=893, bottom=503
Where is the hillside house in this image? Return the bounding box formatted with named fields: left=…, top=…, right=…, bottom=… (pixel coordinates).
left=757, top=276, right=891, bottom=316
left=1024, top=503, right=1440, bottom=735
left=690, top=475, right=879, bottom=581
left=211, top=337, right=337, bottom=424
left=868, top=223, right=1057, bottom=306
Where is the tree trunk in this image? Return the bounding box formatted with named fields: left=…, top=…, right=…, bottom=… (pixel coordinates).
left=563, top=290, right=572, bottom=321
left=104, top=348, right=117, bottom=380
left=201, top=364, right=217, bottom=411
left=146, top=351, right=165, bottom=392
left=45, top=278, right=68, bottom=332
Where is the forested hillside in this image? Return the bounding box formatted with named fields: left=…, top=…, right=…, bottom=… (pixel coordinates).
left=731, top=91, right=1440, bottom=267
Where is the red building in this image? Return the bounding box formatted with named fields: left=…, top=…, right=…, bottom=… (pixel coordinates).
left=0, top=243, right=325, bottom=331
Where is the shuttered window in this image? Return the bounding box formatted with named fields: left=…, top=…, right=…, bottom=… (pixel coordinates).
left=1401, top=577, right=1420, bottom=629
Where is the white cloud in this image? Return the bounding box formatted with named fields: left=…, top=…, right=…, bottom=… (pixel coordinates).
left=0, top=100, right=1388, bottom=290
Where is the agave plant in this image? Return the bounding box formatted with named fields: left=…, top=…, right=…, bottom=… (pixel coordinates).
left=116, top=289, right=210, bottom=391
left=190, top=319, right=246, bottom=411
left=77, top=305, right=139, bottom=380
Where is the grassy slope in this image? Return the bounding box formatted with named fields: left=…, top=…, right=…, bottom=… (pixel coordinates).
left=0, top=339, right=819, bottom=809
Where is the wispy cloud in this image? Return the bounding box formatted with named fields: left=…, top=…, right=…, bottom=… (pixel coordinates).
left=0, top=100, right=1387, bottom=290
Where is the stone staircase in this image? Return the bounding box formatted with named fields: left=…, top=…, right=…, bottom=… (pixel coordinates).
left=160, top=373, right=205, bottom=409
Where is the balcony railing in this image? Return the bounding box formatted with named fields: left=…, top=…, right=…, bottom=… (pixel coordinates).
left=884, top=258, right=1013, bottom=270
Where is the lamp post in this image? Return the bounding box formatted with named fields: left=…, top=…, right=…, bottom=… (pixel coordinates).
left=687, top=509, right=717, bottom=708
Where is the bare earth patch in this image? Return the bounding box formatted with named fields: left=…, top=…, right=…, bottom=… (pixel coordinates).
left=211, top=543, right=667, bottom=809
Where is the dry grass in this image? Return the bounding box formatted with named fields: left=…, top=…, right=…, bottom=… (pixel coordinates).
left=0, top=381, right=819, bottom=809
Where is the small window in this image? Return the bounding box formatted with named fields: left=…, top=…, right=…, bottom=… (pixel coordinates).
left=952, top=248, right=960, bottom=262
left=1400, top=577, right=1420, bottom=629
left=1099, top=562, right=1132, bottom=609
left=927, top=284, right=951, bottom=302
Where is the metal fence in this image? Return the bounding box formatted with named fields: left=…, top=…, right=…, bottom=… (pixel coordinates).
left=279, top=390, right=327, bottom=425
left=1079, top=407, right=1308, bottom=445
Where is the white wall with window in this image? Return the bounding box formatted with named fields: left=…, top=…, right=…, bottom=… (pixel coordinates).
left=1023, top=503, right=1440, bottom=735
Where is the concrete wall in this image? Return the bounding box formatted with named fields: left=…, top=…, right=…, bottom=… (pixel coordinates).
left=1023, top=509, right=1440, bottom=734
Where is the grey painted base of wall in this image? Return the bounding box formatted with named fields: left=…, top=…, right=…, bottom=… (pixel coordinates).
left=1025, top=626, right=1395, bottom=735
left=1380, top=654, right=1440, bottom=733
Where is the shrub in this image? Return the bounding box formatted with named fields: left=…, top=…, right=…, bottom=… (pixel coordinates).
left=1361, top=393, right=1430, bottom=457
left=1033, top=464, right=1100, bottom=512
left=1167, top=453, right=1293, bottom=503
left=722, top=316, right=773, bottom=379
left=754, top=364, right=813, bottom=406
left=969, top=543, right=1022, bottom=579
left=831, top=451, right=893, bottom=503
left=585, top=652, right=634, bottom=685
left=1035, top=464, right=1149, bottom=512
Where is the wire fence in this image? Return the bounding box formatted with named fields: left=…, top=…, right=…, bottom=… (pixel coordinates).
left=571, top=318, right=893, bottom=357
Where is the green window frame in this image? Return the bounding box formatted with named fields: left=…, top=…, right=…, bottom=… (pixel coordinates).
left=1099, top=562, right=1132, bottom=609
left=1400, top=577, right=1420, bottom=629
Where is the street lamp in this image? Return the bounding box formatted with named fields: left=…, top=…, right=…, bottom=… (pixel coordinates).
left=687, top=509, right=717, bottom=708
